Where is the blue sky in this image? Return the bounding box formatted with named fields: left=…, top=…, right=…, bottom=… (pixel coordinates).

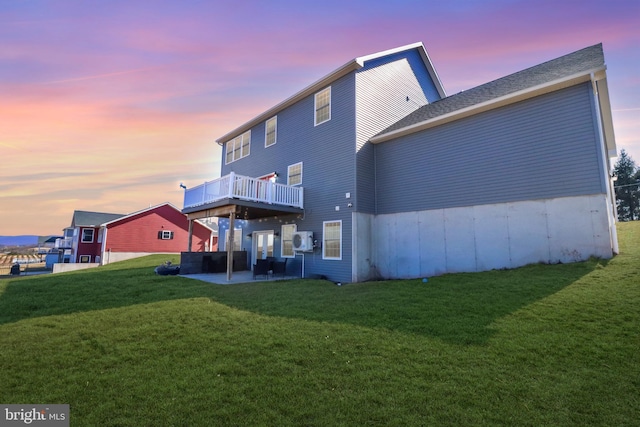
left=1, top=0, right=638, bottom=234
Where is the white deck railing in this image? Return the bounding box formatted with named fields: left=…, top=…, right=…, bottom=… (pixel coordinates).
left=55, top=238, right=73, bottom=249
left=183, top=172, right=304, bottom=210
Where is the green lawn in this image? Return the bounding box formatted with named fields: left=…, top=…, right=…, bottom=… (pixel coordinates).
left=1, top=223, right=639, bottom=426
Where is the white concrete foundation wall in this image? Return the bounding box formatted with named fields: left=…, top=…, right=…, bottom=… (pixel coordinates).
left=352, top=212, right=375, bottom=282
left=102, top=252, right=178, bottom=265
left=53, top=263, right=100, bottom=274
left=371, top=194, right=615, bottom=279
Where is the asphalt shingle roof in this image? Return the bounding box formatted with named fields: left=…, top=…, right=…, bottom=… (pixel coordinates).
left=376, top=43, right=605, bottom=137
left=71, top=210, right=124, bottom=227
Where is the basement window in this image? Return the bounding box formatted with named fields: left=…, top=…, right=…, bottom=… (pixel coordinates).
left=323, top=220, right=342, bottom=260
left=281, top=224, right=297, bottom=258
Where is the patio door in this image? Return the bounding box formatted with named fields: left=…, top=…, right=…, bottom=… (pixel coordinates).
left=252, top=231, right=274, bottom=267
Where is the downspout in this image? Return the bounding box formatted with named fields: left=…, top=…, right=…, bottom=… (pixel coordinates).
left=227, top=212, right=235, bottom=281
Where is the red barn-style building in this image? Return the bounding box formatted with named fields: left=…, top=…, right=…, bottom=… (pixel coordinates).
left=57, top=203, right=216, bottom=265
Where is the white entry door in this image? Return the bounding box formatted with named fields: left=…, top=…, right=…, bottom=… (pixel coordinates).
left=252, top=231, right=274, bottom=267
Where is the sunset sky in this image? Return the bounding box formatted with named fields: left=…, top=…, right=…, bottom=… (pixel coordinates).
left=1, top=0, right=638, bottom=236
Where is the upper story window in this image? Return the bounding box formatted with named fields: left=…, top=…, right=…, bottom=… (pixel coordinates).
left=225, top=130, right=251, bottom=164
left=314, top=86, right=331, bottom=126
left=81, top=228, right=94, bottom=243
left=288, top=162, right=302, bottom=186
left=265, top=116, right=277, bottom=147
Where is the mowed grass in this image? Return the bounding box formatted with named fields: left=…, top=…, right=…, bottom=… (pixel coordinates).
left=1, top=224, right=639, bottom=426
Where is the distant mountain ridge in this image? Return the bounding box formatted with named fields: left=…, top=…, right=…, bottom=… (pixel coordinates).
left=0, top=235, right=39, bottom=246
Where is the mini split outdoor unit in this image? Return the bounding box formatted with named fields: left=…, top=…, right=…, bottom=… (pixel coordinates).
left=292, top=231, right=313, bottom=252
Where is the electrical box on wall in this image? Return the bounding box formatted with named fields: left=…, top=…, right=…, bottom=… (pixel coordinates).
left=292, top=231, right=314, bottom=252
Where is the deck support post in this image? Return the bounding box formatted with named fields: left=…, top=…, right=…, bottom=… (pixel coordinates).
left=187, top=219, right=193, bottom=252
left=226, top=211, right=235, bottom=281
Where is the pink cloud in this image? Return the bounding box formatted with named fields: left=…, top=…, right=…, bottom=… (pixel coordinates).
left=1, top=0, right=638, bottom=234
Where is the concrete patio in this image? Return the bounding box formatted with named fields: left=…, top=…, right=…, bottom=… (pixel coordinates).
left=180, top=270, right=300, bottom=285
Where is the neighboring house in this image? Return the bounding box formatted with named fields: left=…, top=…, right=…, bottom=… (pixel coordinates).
left=37, top=235, right=61, bottom=255
left=182, top=42, right=618, bottom=284
left=57, top=203, right=215, bottom=266
left=56, top=210, right=124, bottom=264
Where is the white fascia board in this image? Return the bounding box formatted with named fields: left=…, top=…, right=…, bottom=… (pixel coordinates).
left=370, top=66, right=606, bottom=144
left=100, top=202, right=217, bottom=233
left=594, top=75, right=617, bottom=157
left=420, top=47, right=447, bottom=99
left=100, top=202, right=175, bottom=227
left=356, top=41, right=446, bottom=99
left=354, top=41, right=425, bottom=65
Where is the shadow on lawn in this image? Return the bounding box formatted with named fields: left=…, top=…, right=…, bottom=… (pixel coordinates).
left=0, top=258, right=606, bottom=345
left=205, top=258, right=607, bottom=345
left=0, top=266, right=211, bottom=325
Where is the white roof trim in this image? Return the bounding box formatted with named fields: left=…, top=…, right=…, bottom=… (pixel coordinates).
left=100, top=202, right=217, bottom=232
left=216, top=42, right=446, bottom=144
left=100, top=202, right=195, bottom=227
left=370, top=66, right=606, bottom=144
left=594, top=75, right=617, bottom=156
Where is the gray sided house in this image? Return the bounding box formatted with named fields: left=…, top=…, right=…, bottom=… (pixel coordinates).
left=182, top=42, right=618, bottom=283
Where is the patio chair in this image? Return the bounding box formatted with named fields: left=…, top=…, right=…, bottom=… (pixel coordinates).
left=253, top=259, right=270, bottom=280
left=272, top=258, right=287, bottom=278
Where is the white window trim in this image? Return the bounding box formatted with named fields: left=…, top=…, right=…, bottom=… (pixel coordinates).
left=287, top=162, right=303, bottom=186
left=161, top=230, right=173, bottom=240
left=322, top=220, right=342, bottom=260
left=314, top=86, right=331, bottom=126
left=265, top=116, right=277, bottom=148
left=281, top=224, right=297, bottom=258
left=225, top=130, right=251, bottom=164
left=81, top=228, right=94, bottom=243
left=79, top=255, right=91, bottom=263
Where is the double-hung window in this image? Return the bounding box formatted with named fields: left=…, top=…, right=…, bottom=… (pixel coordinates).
left=281, top=224, right=297, bottom=258
left=225, top=130, right=251, bottom=164
left=314, top=87, right=331, bottom=126
left=323, top=220, right=342, bottom=260
left=288, top=162, right=302, bottom=186
left=81, top=228, right=94, bottom=243
left=158, top=230, right=174, bottom=240
left=265, top=116, right=277, bottom=147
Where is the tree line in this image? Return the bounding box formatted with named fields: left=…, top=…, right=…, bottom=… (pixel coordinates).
left=613, top=149, right=640, bottom=221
